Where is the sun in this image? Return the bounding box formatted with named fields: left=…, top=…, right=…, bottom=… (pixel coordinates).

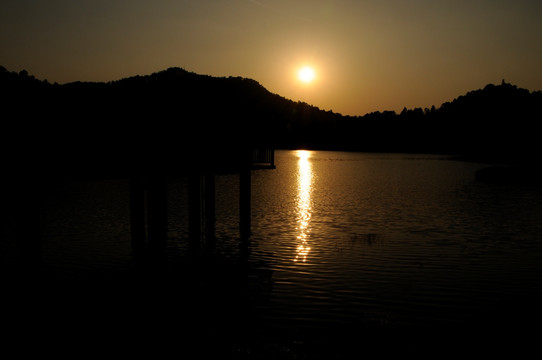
left=298, top=66, right=316, bottom=84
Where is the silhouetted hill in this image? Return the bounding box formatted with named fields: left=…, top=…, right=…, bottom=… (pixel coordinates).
left=1, top=65, right=344, bottom=177
left=435, top=81, right=542, bottom=161
left=2, top=65, right=541, bottom=179
left=332, top=81, right=541, bottom=160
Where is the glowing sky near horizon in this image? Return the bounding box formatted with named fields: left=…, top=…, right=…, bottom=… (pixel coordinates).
left=1, top=0, right=541, bottom=116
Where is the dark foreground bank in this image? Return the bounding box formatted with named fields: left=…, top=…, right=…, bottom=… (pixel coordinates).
left=5, top=252, right=541, bottom=359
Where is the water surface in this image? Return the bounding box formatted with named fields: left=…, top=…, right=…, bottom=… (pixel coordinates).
left=5, top=150, right=542, bottom=353
left=248, top=151, right=542, bottom=332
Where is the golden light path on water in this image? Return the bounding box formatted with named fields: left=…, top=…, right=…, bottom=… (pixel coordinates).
left=294, top=150, right=313, bottom=263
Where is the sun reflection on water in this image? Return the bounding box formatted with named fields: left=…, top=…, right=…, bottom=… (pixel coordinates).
left=295, top=150, right=312, bottom=263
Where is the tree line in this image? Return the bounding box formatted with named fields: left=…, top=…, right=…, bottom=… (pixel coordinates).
left=2, top=65, right=541, bottom=178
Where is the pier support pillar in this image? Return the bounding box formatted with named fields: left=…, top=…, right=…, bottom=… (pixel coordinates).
left=188, top=174, right=217, bottom=249
left=15, top=182, right=41, bottom=273
left=204, top=174, right=216, bottom=244
left=240, top=169, right=251, bottom=239
left=188, top=175, right=202, bottom=247
left=129, top=177, right=146, bottom=252
left=147, top=176, right=168, bottom=252
left=129, top=176, right=168, bottom=253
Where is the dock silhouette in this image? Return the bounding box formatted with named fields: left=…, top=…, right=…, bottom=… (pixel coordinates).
left=1, top=66, right=280, bottom=267
left=129, top=148, right=275, bottom=253
left=12, top=148, right=275, bottom=266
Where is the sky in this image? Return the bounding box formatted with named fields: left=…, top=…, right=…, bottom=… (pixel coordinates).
left=1, top=0, right=542, bottom=116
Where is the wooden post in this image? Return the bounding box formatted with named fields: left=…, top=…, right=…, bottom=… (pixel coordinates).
left=204, top=174, right=216, bottom=243
left=188, top=175, right=202, bottom=246
left=15, top=181, right=41, bottom=273
left=129, top=177, right=147, bottom=252
left=129, top=176, right=168, bottom=253
left=147, top=176, right=168, bottom=252
left=240, top=169, right=251, bottom=239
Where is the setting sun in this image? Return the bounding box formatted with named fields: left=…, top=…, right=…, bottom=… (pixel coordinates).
left=298, top=66, right=316, bottom=84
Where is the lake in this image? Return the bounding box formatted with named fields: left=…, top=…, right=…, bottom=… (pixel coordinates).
left=4, top=150, right=542, bottom=355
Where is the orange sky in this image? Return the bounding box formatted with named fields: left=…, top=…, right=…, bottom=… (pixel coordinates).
left=2, top=0, right=541, bottom=116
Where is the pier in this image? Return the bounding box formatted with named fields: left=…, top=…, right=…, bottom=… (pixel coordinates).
left=128, top=148, right=275, bottom=252
left=12, top=148, right=275, bottom=262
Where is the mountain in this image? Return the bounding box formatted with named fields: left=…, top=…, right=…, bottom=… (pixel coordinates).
left=1, top=66, right=345, bottom=176
left=434, top=81, right=542, bottom=161
left=1, top=65, right=336, bottom=145
left=2, top=65, right=541, bottom=177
